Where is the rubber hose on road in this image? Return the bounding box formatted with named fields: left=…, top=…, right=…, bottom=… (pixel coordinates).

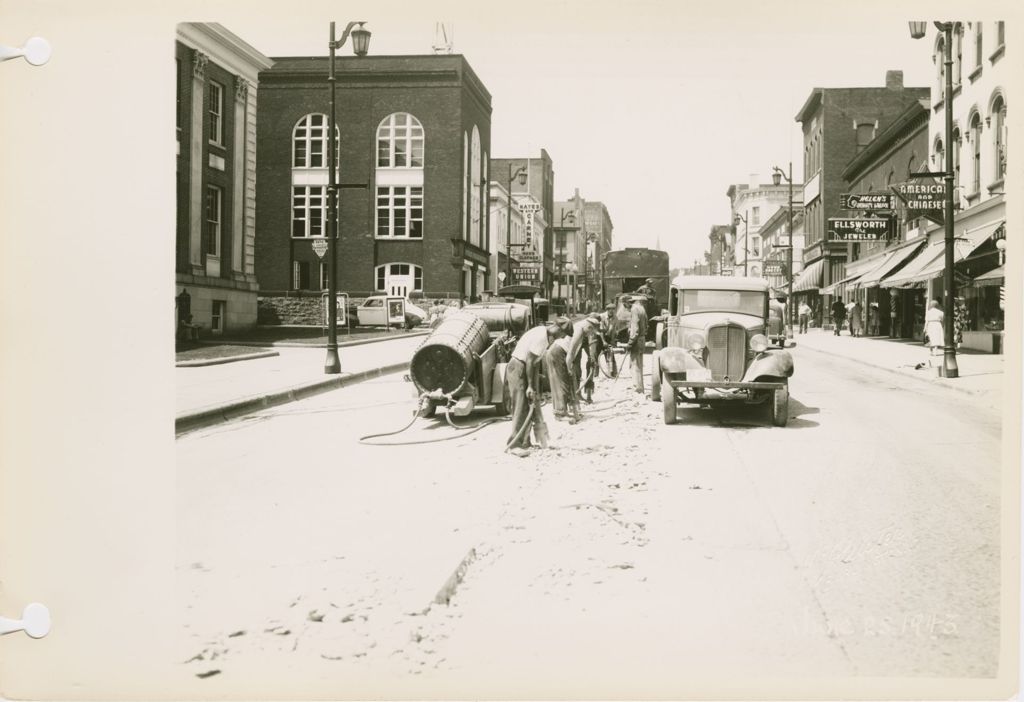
left=358, top=407, right=511, bottom=446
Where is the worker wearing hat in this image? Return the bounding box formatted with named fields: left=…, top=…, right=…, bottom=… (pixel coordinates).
left=635, top=278, right=656, bottom=299
left=627, top=296, right=649, bottom=395
left=506, top=316, right=573, bottom=456
left=566, top=313, right=605, bottom=407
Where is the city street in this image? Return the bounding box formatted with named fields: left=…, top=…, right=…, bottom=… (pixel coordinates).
left=175, top=345, right=1002, bottom=696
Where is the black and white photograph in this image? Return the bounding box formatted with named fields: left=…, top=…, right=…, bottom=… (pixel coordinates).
left=1, top=0, right=1022, bottom=699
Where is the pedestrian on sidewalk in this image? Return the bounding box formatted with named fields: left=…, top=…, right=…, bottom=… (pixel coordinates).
left=506, top=316, right=573, bottom=456
left=628, top=296, right=649, bottom=395
left=798, top=301, right=811, bottom=334
left=830, top=299, right=847, bottom=336
left=919, top=299, right=945, bottom=369
left=868, top=302, right=880, bottom=336
left=850, top=301, right=863, bottom=337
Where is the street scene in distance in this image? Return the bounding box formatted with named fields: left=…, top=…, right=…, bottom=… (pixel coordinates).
left=174, top=8, right=1012, bottom=699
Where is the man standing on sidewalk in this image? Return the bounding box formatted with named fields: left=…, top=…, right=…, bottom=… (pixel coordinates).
left=798, top=300, right=811, bottom=334
left=506, top=317, right=573, bottom=457
left=831, top=298, right=847, bottom=337
left=628, top=296, right=648, bottom=395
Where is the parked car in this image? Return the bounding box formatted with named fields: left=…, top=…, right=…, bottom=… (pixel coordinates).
left=355, top=296, right=426, bottom=329
left=651, top=276, right=795, bottom=426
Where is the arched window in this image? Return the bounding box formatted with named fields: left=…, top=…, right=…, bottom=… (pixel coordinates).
left=906, top=153, right=917, bottom=180
left=376, top=113, right=424, bottom=168
left=375, top=263, right=423, bottom=296
left=934, top=34, right=945, bottom=98
left=951, top=126, right=962, bottom=195
left=970, top=111, right=982, bottom=193
left=991, top=94, right=1007, bottom=181
left=953, top=23, right=963, bottom=85
left=292, top=114, right=338, bottom=168
left=975, top=22, right=983, bottom=69
left=470, top=126, right=481, bottom=247
left=933, top=136, right=944, bottom=169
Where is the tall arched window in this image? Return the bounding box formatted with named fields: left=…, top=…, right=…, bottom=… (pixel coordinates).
left=975, top=22, right=983, bottom=69
left=970, top=111, right=982, bottom=194
left=953, top=23, right=963, bottom=86
left=375, top=263, right=423, bottom=296
left=470, top=126, right=481, bottom=247
left=293, top=114, right=339, bottom=168
left=374, top=113, right=425, bottom=240
left=951, top=127, right=962, bottom=196
left=934, top=34, right=945, bottom=99
left=291, top=114, right=339, bottom=239
left=906, top=153, right=917, bottom=180
left=933, top=136, right=944, bottom=170
left=377, top=113, right=424, bottom=168
left=991, top=94, right=1007, bottom=181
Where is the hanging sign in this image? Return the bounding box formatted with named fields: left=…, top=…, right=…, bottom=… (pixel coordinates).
left=892, top=182, right=946, bottom=210
left=839, top=193, right=896, bottom=210
left=826, top=218, right=895, bottom=242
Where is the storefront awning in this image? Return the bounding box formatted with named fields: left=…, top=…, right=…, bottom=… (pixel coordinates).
left=820, top=273, right=862, bottom=296
left=791, top=259, right=825, bottom=293
left=855, top=241, right=926, bottom=289
left=974, top=265, right=1005, bottom=286
left=880, top=242, right=946, bottom=288
left=910, top=224, right=1000, bottom=283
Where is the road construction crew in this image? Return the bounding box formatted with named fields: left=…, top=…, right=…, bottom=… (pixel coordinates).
left=628, top=296, right=648, bottom=395
left=566, top=313, right=604, bottom=406
left=507, top=316, right=573, bottom=457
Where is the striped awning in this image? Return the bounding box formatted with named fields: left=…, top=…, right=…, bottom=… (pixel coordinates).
left=791, top=259, right=825, bottom=293
left=820, top=273, right=862, bottom=296
left=856, top=241, right=926, bottom=288
left=881, top=243, right=945, bottom=288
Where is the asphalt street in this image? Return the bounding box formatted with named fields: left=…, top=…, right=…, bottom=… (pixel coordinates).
left=175, top=345, right=1002, bottom=697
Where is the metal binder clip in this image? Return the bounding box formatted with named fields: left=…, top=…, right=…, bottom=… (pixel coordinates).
left=0, top=603, right=51, bottom=638
left=0, top=37, right=51, bottom=65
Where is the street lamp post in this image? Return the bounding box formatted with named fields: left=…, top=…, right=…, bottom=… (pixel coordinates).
left=733, top=212, right=749, bottom=276
left=910, top=20, right=958, bottom=378
left=504, top=165, right=529, bottom=284
left=324, top=20, right=370, bottom=375
left=772, top=162, right=794, bottom=337
left=557, top=210, right=576, bottom=310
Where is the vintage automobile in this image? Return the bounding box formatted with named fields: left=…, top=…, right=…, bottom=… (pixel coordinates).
left=651, top=276, right=795, bottom=427
left=355, top=295, right=427, bottom=329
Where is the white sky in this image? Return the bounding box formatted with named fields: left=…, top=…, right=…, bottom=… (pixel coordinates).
left=220, top=1, right=992, bottom=269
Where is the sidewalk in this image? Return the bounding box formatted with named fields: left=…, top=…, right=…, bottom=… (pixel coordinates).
left=793, top=328, right=1006, bottom=400
left=176, top=334, right=425, bottom=434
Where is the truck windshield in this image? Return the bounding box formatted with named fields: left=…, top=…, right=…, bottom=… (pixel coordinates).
left=678, top=289, right=765, bottom=316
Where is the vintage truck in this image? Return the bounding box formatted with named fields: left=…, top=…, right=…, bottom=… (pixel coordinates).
left=651, top=276, right=795, bottom=426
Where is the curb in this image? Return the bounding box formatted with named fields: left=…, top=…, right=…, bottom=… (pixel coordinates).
left=175, top=361, right=409, bottom=435
left=195, top=330, right=429, bottom=350
left=175, top=350, right=280, bottom=368
left=796, top=343, right=997, bottom=399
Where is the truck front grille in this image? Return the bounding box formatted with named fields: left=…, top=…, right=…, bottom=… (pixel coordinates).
left=707, top=324, right=746, bottom=381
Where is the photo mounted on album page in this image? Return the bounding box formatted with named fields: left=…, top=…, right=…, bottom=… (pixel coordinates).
left=0, top=0, right=1021, bottom=699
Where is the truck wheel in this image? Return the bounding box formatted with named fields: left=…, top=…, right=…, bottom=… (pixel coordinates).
left=650, top=353, right=662, bottom=402
left=662, top=375, right=677, bottom=425
left=770, top=384, right=789, bottom=427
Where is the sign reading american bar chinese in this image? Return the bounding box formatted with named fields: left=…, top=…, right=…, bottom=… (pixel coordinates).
left=826, top=217, right=895, bottom=242
left=839, top=193, right=896, bottom=210
left=893, top=182, right=946, bottom=210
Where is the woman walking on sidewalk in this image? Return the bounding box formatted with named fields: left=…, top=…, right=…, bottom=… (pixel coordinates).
left=920, top=299, right=945, bottom=369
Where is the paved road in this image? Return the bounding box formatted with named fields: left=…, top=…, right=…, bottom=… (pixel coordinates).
left=175, top=345, right=1002, bottom=697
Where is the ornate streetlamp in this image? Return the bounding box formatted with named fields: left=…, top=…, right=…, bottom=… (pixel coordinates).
left=733, top=211, right=749, bottom=276
left=910, top=21, right=958, bottom=378
left=324, top=20, right=370, bottom=374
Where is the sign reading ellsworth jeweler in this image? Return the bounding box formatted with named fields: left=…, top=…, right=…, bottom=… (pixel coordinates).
left=826, top=218, right=895, bottom=242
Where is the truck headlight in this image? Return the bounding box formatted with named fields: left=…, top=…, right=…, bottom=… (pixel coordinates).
left=749, top=334, right=769, bottom=353
left=685, top=333, right=706, bottom=351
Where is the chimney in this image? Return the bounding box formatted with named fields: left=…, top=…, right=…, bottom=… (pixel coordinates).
left=885, top=70, right=904, bottom=90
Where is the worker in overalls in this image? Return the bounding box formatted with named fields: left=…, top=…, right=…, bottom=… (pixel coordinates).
left=506, top=317, right=573, bottom=457
left=566, top=313, right=604, bottom=407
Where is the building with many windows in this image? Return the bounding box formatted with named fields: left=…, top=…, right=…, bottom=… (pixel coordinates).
left=726, top=177, right=790, bottom=277
left=793, top=71, right=929, bottom=324
left=175, top=23, right=272, bottom=334
left=492, top=152, right=556, bottom=296
left=582, top=200, right=614, bottom=309
left=254, top=54, right=493, bottom=323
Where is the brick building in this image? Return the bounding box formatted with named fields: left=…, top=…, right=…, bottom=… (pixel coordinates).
left=492, top=152, right=556, bottom=296
left=175, top=24, right=272, bottom=334
left=793, top=71, right=929, bottom=325
left=254, top=54, right=493, bottom=324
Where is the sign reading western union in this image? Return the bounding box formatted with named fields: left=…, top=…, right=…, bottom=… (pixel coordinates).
left=893, top=182, right=946, bottom=209
left=826, top=218, right=895, bottom=242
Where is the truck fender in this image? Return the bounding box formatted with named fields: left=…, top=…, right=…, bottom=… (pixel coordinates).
left=655, top=321, right=666, bottom=350
left=742, top=350, right=794, bottom=383
left=657, top=346, right=698, bottom=374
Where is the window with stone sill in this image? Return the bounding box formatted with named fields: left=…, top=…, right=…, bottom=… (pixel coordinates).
left=376, top=186, right=424, bottom=239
